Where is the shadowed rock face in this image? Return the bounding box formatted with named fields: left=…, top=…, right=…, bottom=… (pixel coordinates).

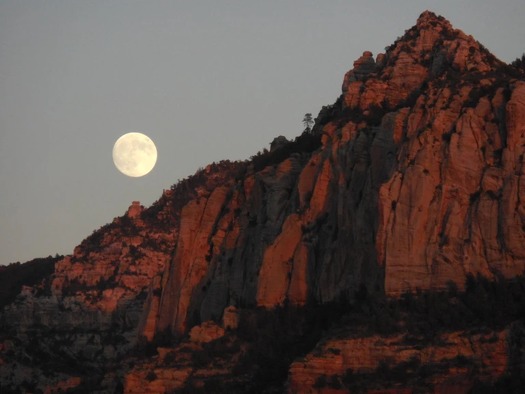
left=1, top=10, right=524, bottom=393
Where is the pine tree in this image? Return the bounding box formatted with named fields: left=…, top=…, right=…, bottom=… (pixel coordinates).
left=302, top=113, right=314, bottom=132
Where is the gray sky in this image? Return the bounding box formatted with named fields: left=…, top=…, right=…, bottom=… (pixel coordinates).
left=1, top=0, right=524, bottom=265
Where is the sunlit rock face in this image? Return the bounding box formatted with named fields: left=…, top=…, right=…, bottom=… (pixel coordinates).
left=0, top=199, right=178, bottom=391
left=369, top=14, right=525, bottom=295
left=288, top=327, right=511, bottom=393
left=148, top=10, right=525, bottom=340
left=1, top=10, right=525, bottom=393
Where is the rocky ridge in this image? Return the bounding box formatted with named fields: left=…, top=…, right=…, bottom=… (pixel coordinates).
left=1, top=11, right=525, bottom=393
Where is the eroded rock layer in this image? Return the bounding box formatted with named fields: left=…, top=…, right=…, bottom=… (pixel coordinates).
left=288, top=326, right=515, bottom=393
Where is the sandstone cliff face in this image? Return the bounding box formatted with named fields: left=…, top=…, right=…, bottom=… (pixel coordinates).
left=1, top=10, right=524, bottom=392
left=372, top=14, right=525, bottom=295
left=50, top=200, right=176, bottom=312
left=146, top=11, right=525, bottom=341
left=333, top=11, right=525, bottom=296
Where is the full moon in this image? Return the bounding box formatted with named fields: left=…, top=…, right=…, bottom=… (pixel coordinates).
left=112, top=132, right=157, bottom=177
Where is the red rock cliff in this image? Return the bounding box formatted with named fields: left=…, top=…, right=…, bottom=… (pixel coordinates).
left=145, top=11, right=525, bottom=340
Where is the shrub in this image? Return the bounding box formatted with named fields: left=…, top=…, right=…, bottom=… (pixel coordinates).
left=0, top=255, right=60, bottom=307
left=145, top=371, right=157, bottom=381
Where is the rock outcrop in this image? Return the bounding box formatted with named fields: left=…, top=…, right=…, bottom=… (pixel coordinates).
left=0, top=198, right=178, bottom=391
left=288, top=325, right=515, bottom=393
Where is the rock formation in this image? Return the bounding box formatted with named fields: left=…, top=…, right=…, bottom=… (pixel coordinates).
left=289, top=328, right=510, bottom=393
left=145, top=11, right=525, bottom=341
left=1, top=10, right=525, bottom=393
left=0, top=198, right=178, bottom=391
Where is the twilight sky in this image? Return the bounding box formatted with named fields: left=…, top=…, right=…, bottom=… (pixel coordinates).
left=1, top=0, right=524, bottom=265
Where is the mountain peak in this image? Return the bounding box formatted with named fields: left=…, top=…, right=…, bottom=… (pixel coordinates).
left=416, top=10, right=452, bottom=29
left=342, top=11, right=509, bottom=111
left=395, top=10, right=501, bottom=72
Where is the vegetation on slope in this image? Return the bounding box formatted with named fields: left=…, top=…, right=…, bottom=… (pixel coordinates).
left=0, top=255, right=62, bottom=308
